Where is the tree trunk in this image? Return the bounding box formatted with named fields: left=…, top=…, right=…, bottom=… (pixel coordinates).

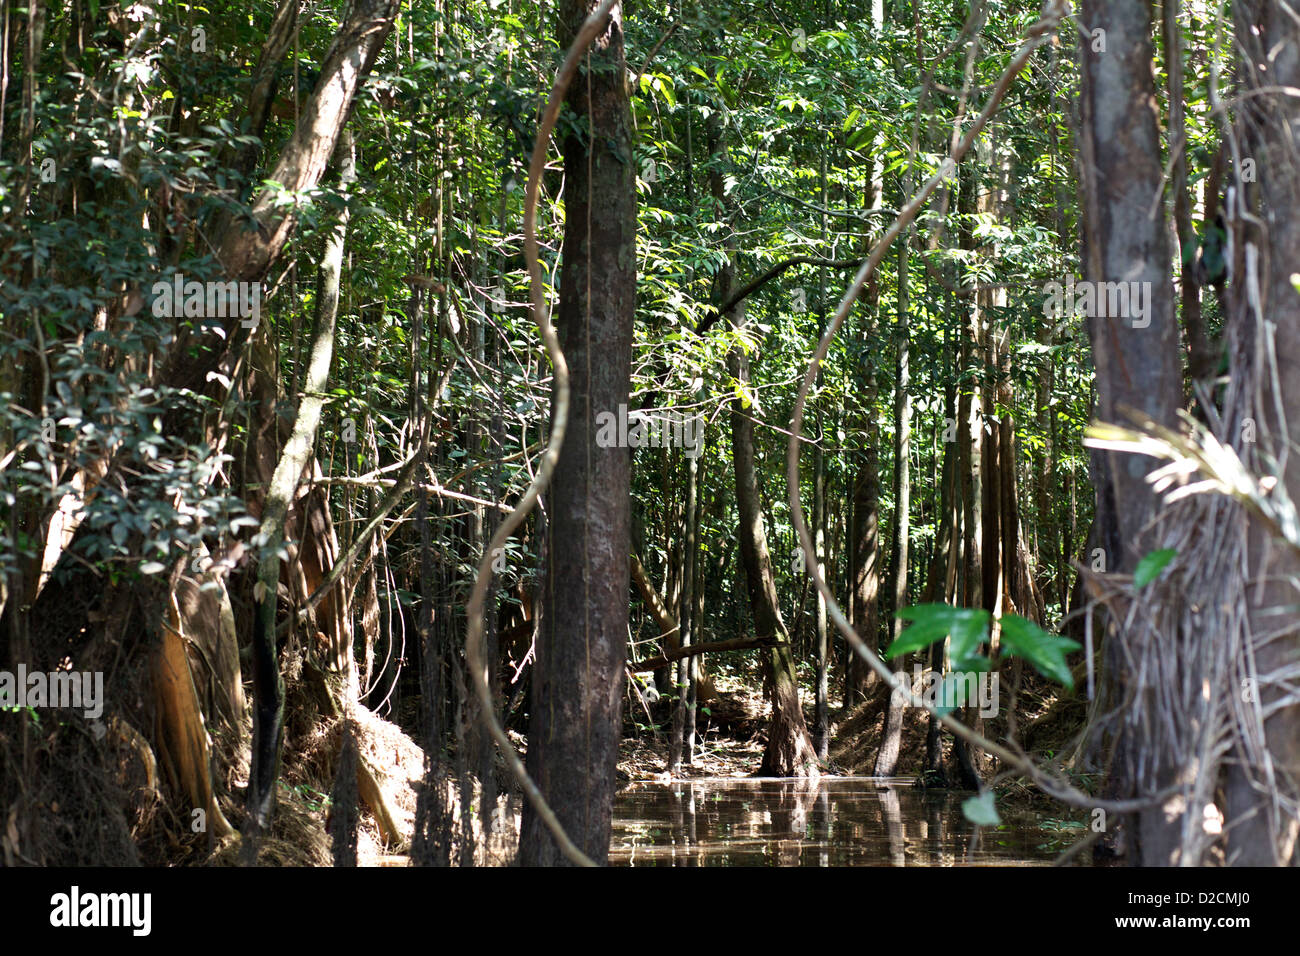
left=245, top=129, right=356, bottom=851
left=518, top=0, right=636, bottom=866
left=874, top=233, right=912, bottom=778
left=1077, top=0, right=1185, bottom=865
left=728, top=344, right=820, bottom=778
left=813, top=441, right=830, bottom=761
left=679, top=454, right=700, bottom=767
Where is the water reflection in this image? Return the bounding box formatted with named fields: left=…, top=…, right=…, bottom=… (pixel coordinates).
left=610, top=777, right=1061, bottom=866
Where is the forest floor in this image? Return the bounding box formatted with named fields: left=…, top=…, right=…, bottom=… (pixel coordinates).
left=619, top=674, right=770, bottom=780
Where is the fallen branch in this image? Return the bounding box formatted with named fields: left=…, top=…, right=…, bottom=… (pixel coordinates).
left=629, top=552, right=679, bottom=650
left=629, top=636, right=779, bottom=672
left=356, top=755, right=403, bottom=850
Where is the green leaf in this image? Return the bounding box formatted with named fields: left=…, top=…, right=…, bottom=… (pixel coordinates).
left=962, top=790, right=1001, bottom=826
left=1134, top=547, right=1177, bottom=587
left=888, top=603, right=989, bottom=667
left=998, top=614, right=1082, bottom=688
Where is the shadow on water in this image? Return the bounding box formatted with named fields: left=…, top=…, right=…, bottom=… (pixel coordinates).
left=609, top=777, right=1069, bottom=866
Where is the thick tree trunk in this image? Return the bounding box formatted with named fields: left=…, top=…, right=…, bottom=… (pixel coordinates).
left=1077, top=0, right=1185, bottom=864
left=518, top=0, right=636, bottom=866
left=16, top=0, right=397, bottom=862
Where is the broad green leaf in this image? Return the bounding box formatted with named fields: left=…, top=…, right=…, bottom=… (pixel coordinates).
left=888, top=603, right=989, bottom=665
left=998, top=614, right=1082, bottom=688
left=1134, top=547, right=1177, bottom=587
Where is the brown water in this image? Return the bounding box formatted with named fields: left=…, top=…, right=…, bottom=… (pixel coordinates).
left=609, top=777, right=1076, bottom=866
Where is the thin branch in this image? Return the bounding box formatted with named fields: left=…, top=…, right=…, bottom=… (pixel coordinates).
left=695, top=255, right=864, bottom=335
left=283, top=446, right=423, bottom=636
left=631, top=18, right=677, bottom=89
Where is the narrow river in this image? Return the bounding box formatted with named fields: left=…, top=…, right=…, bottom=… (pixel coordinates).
left=609, top=777, right=1075, bottom=866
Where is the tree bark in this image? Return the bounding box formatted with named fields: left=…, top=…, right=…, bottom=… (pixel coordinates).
left=1077, top=0, right=1185, bottom=864
left=518, top=0, right=636, bottom=866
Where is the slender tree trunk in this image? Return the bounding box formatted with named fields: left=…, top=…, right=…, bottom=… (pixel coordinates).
left=682, top=453, right=700, bottom=765
left=874, top=232, right=911, bottom=778
left=847, top=310, right=881, bottom=706
left=949, top=157, right=985, bottom=788
left=1165, top=0, right=1213, bottom=382
left=727, top=340, right=818, bottom=778
left=923, top=293, right=961, bottom=783
left=812, top=146, right=830, bottom=760
left=813, top=440, right=829, bottom=760
left=245, top=130, right=355, bottom=854
left=846, top=0, right=888, bottom=711
left=700, top=73, right=818, bottom=777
